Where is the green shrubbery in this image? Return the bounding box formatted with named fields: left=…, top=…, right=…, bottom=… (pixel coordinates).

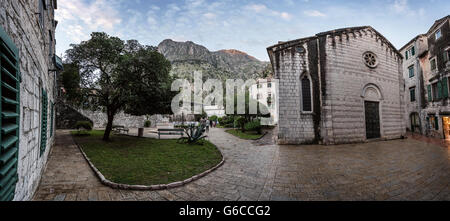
left=144, top=120, right=151, bottom=128
left=244, top=120, right=262, bottom=135
left=235, top=116, right=246, bottom=131
left=209, top=115, right=218, bottom=122
left=74, top=121, right=93, bottom=136
left=75, top=121, right=93, bottom=131
left=218, top=116, right=235, bottom=128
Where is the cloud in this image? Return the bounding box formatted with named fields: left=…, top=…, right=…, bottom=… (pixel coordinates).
left=389, top=0, right=424, bottom=16
left=203, top=12, right=217, bottom=19
left=244, top=4, right=292, bottom=21
left=304, top=10, right=326, bottom=17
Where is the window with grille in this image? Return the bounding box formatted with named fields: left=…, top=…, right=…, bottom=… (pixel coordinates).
left=301, top=76, right=312, bottom=112
left=0, top=27, right=20, bottom=201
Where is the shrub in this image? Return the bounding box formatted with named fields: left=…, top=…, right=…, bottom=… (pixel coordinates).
left=219, top=116, right=234, bottom=127
left=144, top=120, right=151, bottom=128
left=209, top=115, right=218, bottom=122
left=244, top=120, right=262, bottom=135
left=75, top=121, right=93, bottom=131
left=234, top=116, right=247, bottom=132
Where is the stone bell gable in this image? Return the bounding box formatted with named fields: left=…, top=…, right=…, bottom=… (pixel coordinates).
left=268, top=26, right=406, bottom=145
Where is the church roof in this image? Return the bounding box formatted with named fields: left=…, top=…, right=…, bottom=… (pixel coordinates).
left=267, top=26, right=402, bottom=58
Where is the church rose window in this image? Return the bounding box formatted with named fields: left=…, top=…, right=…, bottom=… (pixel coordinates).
left=363, top=52, right=378, bottom=68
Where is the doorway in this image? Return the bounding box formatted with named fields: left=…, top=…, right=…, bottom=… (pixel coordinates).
left=365, top=101, right=381, bottom=139
left=443, top=117, right=450, bottom=140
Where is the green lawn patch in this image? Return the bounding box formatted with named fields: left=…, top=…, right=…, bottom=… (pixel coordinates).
left=225, top=129, right=265, bottom=140
left=71, top=130, right=222, bottom=186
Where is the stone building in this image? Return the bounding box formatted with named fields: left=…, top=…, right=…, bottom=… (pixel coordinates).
left=420, top=15, right=450, bottom=139
left=267, top=26, right=406, bottom=145
left=399, top=34, right=428, bottom=134
left=0, top=0, right=62, bottom=200
left=249, top=78, right=279, bottom=125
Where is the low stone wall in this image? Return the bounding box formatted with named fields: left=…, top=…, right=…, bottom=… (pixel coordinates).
left=56, top=100, right=93, bottom=129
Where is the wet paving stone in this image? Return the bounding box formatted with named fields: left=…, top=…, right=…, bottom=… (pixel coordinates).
left=33, top=129, right=450, bottom=201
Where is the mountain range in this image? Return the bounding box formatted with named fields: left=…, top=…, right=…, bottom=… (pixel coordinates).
left=157, top=39, right=271, bottom=81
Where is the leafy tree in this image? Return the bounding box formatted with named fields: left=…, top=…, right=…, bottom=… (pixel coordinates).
left=61, top=63, right=81, bottom=104
left=65, top=32, right=173, bottom=141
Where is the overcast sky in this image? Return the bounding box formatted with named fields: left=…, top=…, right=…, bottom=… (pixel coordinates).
left=55, top=0, right=449, bottom=61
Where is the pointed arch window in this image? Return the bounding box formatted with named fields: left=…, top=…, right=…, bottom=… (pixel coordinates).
left=301, top=75, right=312, bottom=112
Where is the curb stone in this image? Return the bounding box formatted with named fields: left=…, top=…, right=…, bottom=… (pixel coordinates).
left=71, top=135, right=225, bottom=191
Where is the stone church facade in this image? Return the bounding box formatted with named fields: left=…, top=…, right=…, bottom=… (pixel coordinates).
left=0, top=0, right=62, bottom=200
left=268, top=26, right=406, bottom=145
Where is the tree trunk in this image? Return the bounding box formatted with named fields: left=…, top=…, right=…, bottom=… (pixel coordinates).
left=103, top=111, right=115, bottom=141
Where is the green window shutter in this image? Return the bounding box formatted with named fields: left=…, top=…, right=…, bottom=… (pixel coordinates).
left=40, top=89, right=48, bottom=156
left=435, top=116, right=439, bottom=130
left=50, top=103, right=54, bottom=138
left=437, top=82, right=442, bottom=99
left=411, top=47, right=415, bottom=56
left=427, top=85, right=432, bottom=102
left=0, top=26, right=20, bottom=201
left=442, top=78, right=449, bottom=98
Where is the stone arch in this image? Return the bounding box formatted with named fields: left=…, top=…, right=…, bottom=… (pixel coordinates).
left=361, top=83, right=383, bottom=101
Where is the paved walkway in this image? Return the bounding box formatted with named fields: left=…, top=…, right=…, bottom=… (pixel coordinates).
left=33, top=129, right=449, bottom=201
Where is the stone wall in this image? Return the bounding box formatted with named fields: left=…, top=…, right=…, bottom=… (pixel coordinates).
left=269, top=41, right=317, bottom=144
left=78, top=110, right=146, bottom=129
left=322, top=28, right=406, bottom=144
left=269, top=27, right=406, bottom=145
left=56, top=100, right=93, bottom=129
left=1, top=0, right=58, bottom=200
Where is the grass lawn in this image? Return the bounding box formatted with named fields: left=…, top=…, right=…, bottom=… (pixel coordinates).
left=225, top=129, right=265, bottom=140
left=71, top=130, right=222, bottom=186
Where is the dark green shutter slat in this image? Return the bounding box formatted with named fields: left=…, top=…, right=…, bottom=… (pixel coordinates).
left=0, top=176, right=17, bottom=201
left=0, top=54, right=18, bottom=72
left=442, top=78, right=449, bottom=98
left=0, top=158, right=17, bottom=177
left=0, top=148, right=17, bottom=164
left=1, top=67, right=18, bottom=82
left=1, top=124, right=18, bottom=134
left=2, top=82, right=18, bottom=93
left=2, top=97, right=19, bottom=105
left=2, top=111, right=19, bottom=119
left=428, top=85, right=432, bottom=102
left=0, top=168, right=17, bottom=188
left=1, top=135, right=18, bottom=151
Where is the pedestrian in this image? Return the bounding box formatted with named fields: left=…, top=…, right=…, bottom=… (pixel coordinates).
left=206, top=119, right=210, bottom=133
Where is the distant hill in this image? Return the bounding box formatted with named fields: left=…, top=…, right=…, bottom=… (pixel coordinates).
left=158, top=39, right=270, bottom=81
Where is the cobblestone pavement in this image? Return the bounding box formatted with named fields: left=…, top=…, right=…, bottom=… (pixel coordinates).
left=33, top=129, right=449, bottom=201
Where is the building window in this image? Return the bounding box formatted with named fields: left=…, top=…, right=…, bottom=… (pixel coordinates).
left=408, top=65, right=414, bottom=78
left=435, top=29, right=442, bottom=40
left=429, top=115, right=439, bottom=130
left=432, top=83, right=439, bottom=100
left=430, top=58, right=437, bottom=71
left=38, top=0, right=46, bottom=30
left=405, top=47, right=415, bottom=60
left=268, top=83, right=272, bottom=88
left=301, top=75, right=312, bottom=112
left=410, top=87, right=416, bottom=102
left=444, top=50, right=450, bottom=63
left=363, top=51, right=378, bottom=68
